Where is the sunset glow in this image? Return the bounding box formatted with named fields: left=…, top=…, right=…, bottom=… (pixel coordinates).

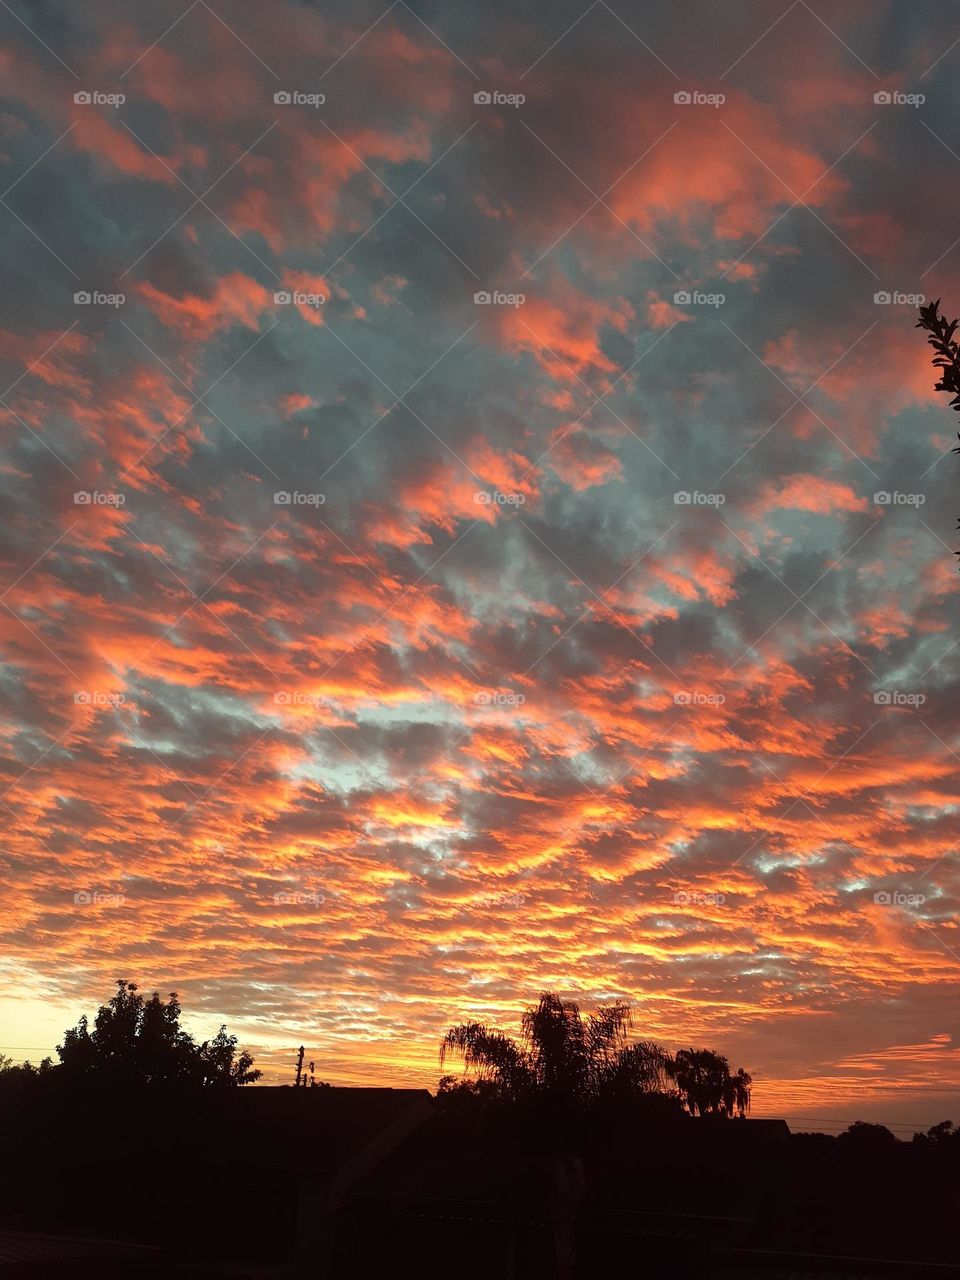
left=1, top=0, right=959, bottom=1136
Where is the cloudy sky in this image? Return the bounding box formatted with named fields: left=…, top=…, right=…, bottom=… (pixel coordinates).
left=1, top=0, right=959, bottom=1131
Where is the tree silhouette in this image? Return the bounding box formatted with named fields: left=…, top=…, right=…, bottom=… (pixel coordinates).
left=197, top=1026, right=262, bottom=1086
left=670, top=1044, right=742, bottom=1116
left=0, top=1052, right=52, bottom=1083
left=669, top=1048, right=752, bottom=1117
left=838, top=1120, right=897, bottom=1148
left=441, top=992, right=659, bottom=1110
left=440, top=991, right=741, bottom=1117
left=726, top=1066, right=753, bottom=1117
left=916, top=298, right=960, bottom=566
left=913, top=1119, right=959, bottom=1149
left=57, top=979, right=261, bottom=1086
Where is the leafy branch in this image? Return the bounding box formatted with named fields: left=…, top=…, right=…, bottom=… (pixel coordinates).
left=917, top=298, right=960, bottom=418
left=916, top=299, right=960, bottom=562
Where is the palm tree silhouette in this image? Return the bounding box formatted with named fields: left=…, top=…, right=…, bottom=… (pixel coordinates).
left=440, top=991, right=671, bottom=1110
left=669, top=1048, right=751, bottom=1116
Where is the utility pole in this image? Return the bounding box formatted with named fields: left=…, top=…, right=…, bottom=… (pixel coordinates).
left=295, top=1044, right=305, bottom=1088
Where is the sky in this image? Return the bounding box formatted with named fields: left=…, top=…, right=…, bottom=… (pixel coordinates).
left=0, top=0, right=959, bottom=1135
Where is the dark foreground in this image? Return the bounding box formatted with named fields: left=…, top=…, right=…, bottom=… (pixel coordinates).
left=1, top=1085, right=959, bottom=1278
